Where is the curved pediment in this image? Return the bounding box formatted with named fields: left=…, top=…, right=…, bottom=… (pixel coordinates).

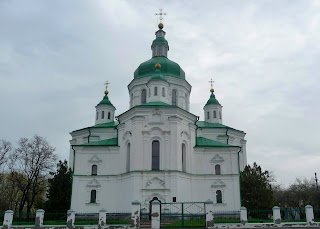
left=88, top=155, right=102, bottom=164
left=211, top=179, right=226, bottom=188
left=145, top=177, right=166, bottom=189
left=210, top=154, right=224, bottom=164
left=87, top=178, right=101, bottom=188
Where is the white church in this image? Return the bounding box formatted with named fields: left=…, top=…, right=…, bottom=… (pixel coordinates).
left=69, top=21, right=247, bottom=212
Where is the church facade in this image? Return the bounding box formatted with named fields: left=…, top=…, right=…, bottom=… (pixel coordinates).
left=69, top=22, right=247, bottom=212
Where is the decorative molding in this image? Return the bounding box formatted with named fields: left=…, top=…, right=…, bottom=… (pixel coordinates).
left=88, top=155, right=102, bottom=164
left=145, top=177, right=166, bottom=189
left=180, top=131, right=191, bottom=140
left=86, top=178, right=101, bottom=188
left=211, top=179, right=226, bottom=188
left=210, top=154, right=224, bottom=164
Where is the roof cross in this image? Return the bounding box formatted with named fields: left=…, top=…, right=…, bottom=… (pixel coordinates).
left=104, top=81, right=110, bottom=91
left=209, top=79, right=215, bottom=89
left=155, top=9, right=167, bottom=23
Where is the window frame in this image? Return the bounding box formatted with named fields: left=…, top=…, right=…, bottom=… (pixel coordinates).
left=91, top=164, right=97, bottom=176
left=90, top=190, right=97, bottom=203
left=152, top=140, right=160, bottom=170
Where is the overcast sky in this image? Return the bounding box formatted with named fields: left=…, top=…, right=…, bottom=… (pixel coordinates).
left=0, top=0, right=319, bottom=186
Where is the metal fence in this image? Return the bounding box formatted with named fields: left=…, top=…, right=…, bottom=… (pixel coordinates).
left=213, top=210, right=240, bottom=224
left=315, top=209, right=320, bottom=222
left=12, top=213, right=36, bottom=225
left=280, top=208, right=306, bottom=222
left=160, top=202, right=206, bottom=228
left=247, top=209, right=273, bottom=223
left=74, top=212, right=98, bottom=225
left=43, top=212, right=67, bottom=225
left=0, top=213, right=4, bottom=226
left=106, top=212, right=131, bottom=225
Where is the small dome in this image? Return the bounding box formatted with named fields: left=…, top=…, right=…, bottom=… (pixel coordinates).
left=148, top=69, right=167, bottom=83
left=98, top=94, right=115, bottom=108
left=134, top=56, right=185, bottom=79
left=205, top=92, right=221, bottom=106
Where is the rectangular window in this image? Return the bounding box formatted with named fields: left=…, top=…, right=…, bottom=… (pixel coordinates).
left=214, top=110, right=217, bottom=118
left=173, top=197, right=177, bottom=202
left=219, top=111, right=222, bottom=119
left=108, top=112, right=111, bottom=119
left=154, top=87, right=158, bottom=96
left=101, top=111, right=104, bottom=119
left=207, top=111, right=210, bottom=119
left=96, top=112, right=98, bottom=120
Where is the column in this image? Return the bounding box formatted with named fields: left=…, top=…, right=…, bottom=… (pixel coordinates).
left=67, top=209, right=75, bottom=229
left=272, top=206, right=281, bottom=225
left=205, top=199, right=214, bottom=228
left=35, top=209, right=45, bottom=227
left=151, top=200, right=161, bottom=229
left=240, top=207, right=247, bottom=225
left=3, top=210, right=14, bottom=229
left=99, top=208, right=106, bottom=227
left=305, top=205, right=314, bottom=225
left=131, top=201, right=141, bottom=229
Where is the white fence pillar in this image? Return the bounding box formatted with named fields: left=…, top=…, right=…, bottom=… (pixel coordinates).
left=3, top=210, right=14, bottom=229
left=99, top=208, right=106, bottom=227
left=131, top=201, right=141, bottom=229
left=240, top=207, right=247, bottom=225
left=205, top=199, right=214, bottom=228
left=151, top=200, right=160, bottom=229
left=272, top=206, right=281, bottom=225
left=35, top=209, right=45, bottom=227
left=305, top=205, right=314, bottom=225
left=67, top=209, right=75, bottom=228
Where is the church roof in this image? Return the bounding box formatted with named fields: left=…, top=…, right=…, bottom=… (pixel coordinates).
left=71, top=121, right=118, bottom=133
left=134, top=56, right=185, bottom=79
left=75, top=138, right=118, bottom=147
left=205, top=92, right=221, bottom=106
left=152, top=37, right=168, bottom=46
left=195, top=137, right=239, bottom=148
left=97, top=94, right=115, bottom=108
left=148, top=69, right=168, bottom=83
left=138, top=101, right=175, bottom=107
left=196, top=121, right=244, bottom=133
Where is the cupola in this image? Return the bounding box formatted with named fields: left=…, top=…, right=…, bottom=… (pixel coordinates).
left=95, top=82, right=116, bottom=125
left=204, top=81, right=223, bottom=124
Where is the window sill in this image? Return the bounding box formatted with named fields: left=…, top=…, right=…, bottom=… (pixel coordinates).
left=213, top=203, right=227, bottom=206
left=86, top=202, right=100, bottom=205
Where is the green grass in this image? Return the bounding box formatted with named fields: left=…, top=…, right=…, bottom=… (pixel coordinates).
left=214, top=218, right=241, bottom=224
left=12, top=222, right=35, bottom=225
left=43, top=220, right=66, bottom=225
left=248, top=219, right=273, bottom=223
left=161, top=219, right=205, bottom=228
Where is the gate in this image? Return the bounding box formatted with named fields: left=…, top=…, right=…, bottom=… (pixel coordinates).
left=140, top=206, right=151, bottom=228
left=160, top=202, right=206, bottom=228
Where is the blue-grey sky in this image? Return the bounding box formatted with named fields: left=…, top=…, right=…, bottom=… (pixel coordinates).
left=0, top=0, right=319, bottom=186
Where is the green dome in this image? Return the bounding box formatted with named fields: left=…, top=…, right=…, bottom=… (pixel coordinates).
left=148, top=69, right=168, bottom=83
left=152, top=37, right=168, bottom=46
left=134, top=56, right=185, bottom=79
left=205, top=92, right=221, bottom=106
left=97, top=94, right=115, bottom=108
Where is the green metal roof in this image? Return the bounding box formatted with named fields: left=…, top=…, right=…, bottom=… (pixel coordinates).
left=152, top=37, right=168, bottom=46
left=148, top=69, right=168, bottom=83
left=97, top=94, right=115, bottom=108
left=76, top=138, right=118, bottom=146
left=138, top=101, right=176, bottom=107
left=134, top=56, right=185, bottom=79
left=205, top=92, right=221, bottom=106
left=71, top=121, right=118, bottom=133
left=196, top=121, right=244, bottom=133
left=195, top=137, right=238, bottom=148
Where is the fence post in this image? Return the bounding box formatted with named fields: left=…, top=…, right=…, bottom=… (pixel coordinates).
left=99, top=208, right=107, bottom=227
left=305, top=205, right=314, bottom=225
left=151, top=200, right=160, bottom=229
left=35, top=209, right=45, bottom=228
left=272, top=206, right=281, bottom=225
left=67, top=209, right=75, bottom=229
left=131, top=201, right=140, bottom=229
left=240, top=207, right=247, bottom=225
left=205, top=199, right=214, bottom=228
left=3, top=210, right=14, bottom=229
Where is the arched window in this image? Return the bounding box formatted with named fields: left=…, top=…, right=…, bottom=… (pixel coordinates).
left=149, top=88, right=151, bottom=97
left=214, top=110, right=217, bottom=118
left=182, top=143, right=186, bottom=172
left=90, top=190, right=96, bottom=203
left=96, top=112, right=98, bottom=120
left=172, top=90, right=177, bottom=106
left=162, top=88, right=165, bottom=97
left=207, top=111, right=210, bottom=119
left=152, top=140, right=160, bottom=170
left=108, top=112, right=111, bottom=119
left=219, top=111, right=222, bottom=119
left=141, top=89, right=147, bottom=104
left=154, top=87, right=158, bottom=96
left=215, top=164, right=221, bottom=175
left=91, top=165, right=97, bottom=175
left=216, top=190, right=222, bottom=203
left=126, top=143, right=130, bottom=172
left=101, top=111, right=104, bottom=119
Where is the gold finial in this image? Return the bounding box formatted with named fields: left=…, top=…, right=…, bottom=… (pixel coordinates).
left=155, top=55, right=161, bottom=69
left=104, top=81, right=110, bottom=94
left=209, top=78, right=215, bottom=93
left=155, top=9, right=167, bottom=29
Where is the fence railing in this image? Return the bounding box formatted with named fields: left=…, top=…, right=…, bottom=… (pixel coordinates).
left=247, top=209, right=273, bottom=223
left=105, top=212, right=131, bottom=225
left=213, top=211, right=240, bottom=224
left=12, top=213, right=36, bottom=225
left=43, top=212, right=67, bottom=225
left=314, top=209, right=320, bottom=222
left=280, top=208, right=306, bottom=222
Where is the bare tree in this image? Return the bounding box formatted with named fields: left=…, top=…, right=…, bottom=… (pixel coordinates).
left=0, top=140, right=12, bottom=170
left=9, top=135, right=57, bottom=214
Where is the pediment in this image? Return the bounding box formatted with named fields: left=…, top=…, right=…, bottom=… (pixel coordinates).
left=87, top=178, right=101, bottom=188
left=88, top=155, right=102, bottom=164
left=211, top=179, right=226, bottom=187
left=145, top=177, right=166, bottom=189
left=210, top=154, right=224, bottom=163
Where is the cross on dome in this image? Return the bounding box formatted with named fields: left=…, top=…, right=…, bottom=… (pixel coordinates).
left=104, top=81, right=110, bottom=94
left=155, top=9, right=167, bottom=24
left=209, top=78, right=215, bottom=92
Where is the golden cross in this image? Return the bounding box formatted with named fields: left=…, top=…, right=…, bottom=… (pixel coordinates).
left=209, top=79, right=215, bottom=89
left=155, top=9, right=167, bottom=23
left=104, top=81, right=110, bottom=91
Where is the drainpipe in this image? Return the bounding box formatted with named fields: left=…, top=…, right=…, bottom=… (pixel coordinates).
left=70, top=146, right=76, bottom=209
left=226, top=127, right=229, bottom=144
left=237, top=147, right=242, bottom=207
left=194, top=116, right=200, bottom=145
left=115, top=116, right=120, bottom=146
left=87, top=127, right=91, bottom=143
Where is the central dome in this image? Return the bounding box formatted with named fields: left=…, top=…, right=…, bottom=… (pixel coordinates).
left=134, top=56, right=185, bottom=79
